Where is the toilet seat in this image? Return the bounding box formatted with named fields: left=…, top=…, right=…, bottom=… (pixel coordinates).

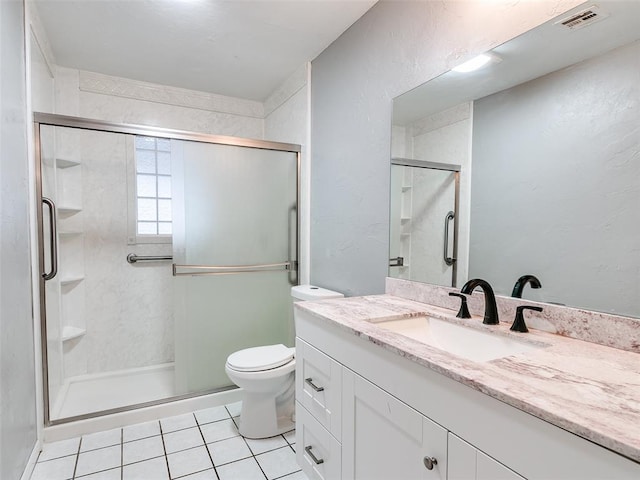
left=227, top=344, right=294, bottom=372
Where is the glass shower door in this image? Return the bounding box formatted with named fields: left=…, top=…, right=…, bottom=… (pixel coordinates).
left=171, top=141, right=298, bottom=394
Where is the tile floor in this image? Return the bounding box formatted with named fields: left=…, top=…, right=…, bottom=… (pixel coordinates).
left=31, top=402, right=307, bottom=480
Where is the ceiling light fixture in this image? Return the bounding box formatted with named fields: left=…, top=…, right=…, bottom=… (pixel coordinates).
left=452, top=53, right=501, bottom=73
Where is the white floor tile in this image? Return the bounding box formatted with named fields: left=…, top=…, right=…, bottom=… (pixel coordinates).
left=167, top=445, right=213, bottom=478
left=77, top=467, right=121, bottom=479
left=200, top=419, right=239, bottom=444
left=80, top=428, right=122, bottom=452
left=225, top=401, right=242, bottom=418
left=123, top=420, right=161, bottom=442
left=195, top=406, right=230, bottom=425
left=216, top=457, right=265, bottom=480
left=245, top=435, right=288, bottom=456
left=163, top=426, right=204, bottom=454
left=123, top=456, right=170, bottom=480
left=30, top=455, right=77, bottom=480
left=207, top=436, right=252, bottom=466
left=75, top=445, right=121, bottom=477
left=256, top=446, right=300, bottom=480
left=38, top=437, right=80, bottom=462
left=160, top=413, right=197, bottom=433
left=123, top=435, right=165, bottom=465
left=282, top=430, right=295, bottom=445
left=180, top=469, right=219, bottom=480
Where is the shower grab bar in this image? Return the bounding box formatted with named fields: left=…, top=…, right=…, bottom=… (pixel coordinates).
left=444, top=211, right=456, bottom=266
left=172, top=261, right=294, bottom=277
left=42, top=197, right=58, bottom=280
left=127, top=254, right=173, bottom=264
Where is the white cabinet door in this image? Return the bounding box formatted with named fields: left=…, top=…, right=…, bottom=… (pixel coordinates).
left=297, top=338, right=343, bottom=439
left=448, top=433, right=525, bottom=480
left=342, top=369, right=447, bottom=480
left=477, top=451, right=524, bottom=480
left=448, top=433, right=476, bottom=480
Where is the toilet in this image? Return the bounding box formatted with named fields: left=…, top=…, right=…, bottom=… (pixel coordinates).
left=225, top=285, right=344, bottom=439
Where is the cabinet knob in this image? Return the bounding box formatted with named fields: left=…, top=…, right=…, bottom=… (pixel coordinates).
left=423, top=456, right=438, bottom=470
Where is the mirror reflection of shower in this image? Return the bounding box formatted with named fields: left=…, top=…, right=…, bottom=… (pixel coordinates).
left=389, top=159, right=460, bottom=287
left=36, top=118, right=299, bottom=425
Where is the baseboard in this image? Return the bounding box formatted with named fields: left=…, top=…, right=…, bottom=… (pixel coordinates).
left=20, top=439, right=42, bottom=480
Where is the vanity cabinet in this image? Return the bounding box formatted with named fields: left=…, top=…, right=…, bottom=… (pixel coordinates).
left=342, top=369, right=447, bottom=480
left=295, top=308, right=640, bottom=480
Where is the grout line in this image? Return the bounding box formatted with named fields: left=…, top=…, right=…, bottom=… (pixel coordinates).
left=71, top=437, right=82, bottom=479
left=172, top=467, right=216, bottom=480
left=159, top=420, right=173, bottom=479
left=120, top=428, right=124, bottom=480
left=195, top=413, right=220, bottom=480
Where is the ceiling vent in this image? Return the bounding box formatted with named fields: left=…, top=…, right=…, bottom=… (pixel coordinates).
left=556, top=5, right=609, bottom=30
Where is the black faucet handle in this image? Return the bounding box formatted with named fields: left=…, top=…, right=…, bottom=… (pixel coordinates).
left=448, top=292, right=471, bottom=319
left=511, top=305, right=543, bottom=333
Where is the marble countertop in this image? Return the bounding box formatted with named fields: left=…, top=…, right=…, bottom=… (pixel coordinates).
left=295, top=294, right=640, bottom=463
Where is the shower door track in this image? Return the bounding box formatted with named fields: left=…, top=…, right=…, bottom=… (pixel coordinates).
left=34, top=112, right=301, bottom=427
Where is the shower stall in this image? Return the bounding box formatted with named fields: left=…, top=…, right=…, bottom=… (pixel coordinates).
left=35, top=113, right=300, bottom=425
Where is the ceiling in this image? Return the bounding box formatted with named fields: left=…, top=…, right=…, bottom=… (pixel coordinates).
left=33, top=0, right=377, bottom=101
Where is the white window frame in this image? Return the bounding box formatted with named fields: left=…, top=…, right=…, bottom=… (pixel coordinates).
left=126, top=136, right=173, bottom=245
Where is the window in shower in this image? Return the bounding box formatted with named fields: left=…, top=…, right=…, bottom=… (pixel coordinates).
left=129, top=136, right=172, bottom=242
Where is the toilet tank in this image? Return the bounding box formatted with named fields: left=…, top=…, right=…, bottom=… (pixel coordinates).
left=291, top=285, right=344, bottom=302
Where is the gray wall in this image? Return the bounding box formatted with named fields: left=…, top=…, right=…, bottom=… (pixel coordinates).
left=309, top=0, right=582, bottom=296
left=1, top=0, right=38, bottom=477
left=470, top=40, right=640, bottom=317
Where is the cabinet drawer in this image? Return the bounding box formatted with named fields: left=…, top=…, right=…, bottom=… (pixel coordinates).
left=296, top=338, right=342, bottom=439
left=296, top=401, right=342, bottom=480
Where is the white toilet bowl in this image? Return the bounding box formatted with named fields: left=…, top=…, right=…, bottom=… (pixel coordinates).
left=225, top=344, right=296, bottom=439
left=225, top=285, right=344, bottom=439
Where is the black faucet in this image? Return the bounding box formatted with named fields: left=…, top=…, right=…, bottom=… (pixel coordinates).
left=460, top=279, right=499, bottom=325
left=511, top=275, right=541, bottom=298
left=511, top=305, right=543, bottom=333
left=448, top=292, right=471, bottom=319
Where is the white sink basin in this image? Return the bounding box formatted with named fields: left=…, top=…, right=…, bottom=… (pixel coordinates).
left=373, top=316, right=544, bottom=362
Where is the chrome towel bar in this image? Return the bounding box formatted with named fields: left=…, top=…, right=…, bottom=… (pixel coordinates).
left=173, top=261, right=294, bottom=276
left=127, top=254, right=173, bottom=264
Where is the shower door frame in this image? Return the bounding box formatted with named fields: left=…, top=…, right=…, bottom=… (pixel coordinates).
left=34, top=112, right=301, bottom=426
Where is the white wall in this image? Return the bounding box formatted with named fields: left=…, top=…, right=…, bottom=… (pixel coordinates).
left=470, top=40, right=640, bottom=317
left=310, top=0, right=583, bottom=296
left=1, top=0, right=38, bottom=478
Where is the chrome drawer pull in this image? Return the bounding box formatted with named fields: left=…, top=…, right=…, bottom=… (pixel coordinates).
left=305, top=446, right=324, bottom=465
left=305, top=378, right=325, bottom=392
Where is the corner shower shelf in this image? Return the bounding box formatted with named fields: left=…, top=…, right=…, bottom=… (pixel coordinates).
left=56, top=158, right=81, bottom=169
left=59, top=230, right=83, bottom=237
left=58, top=205, right=82, bottom=215
left=402, top=185, right=412, bottom=192
left=400, top=217, right=411, bottom=223
left=60, top=275, right=85, bottom=286
left=61, top=326, right=86, bottom=342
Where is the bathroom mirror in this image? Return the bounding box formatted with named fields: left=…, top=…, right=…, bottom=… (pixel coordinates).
left=390, top=1, right=640, bottom=318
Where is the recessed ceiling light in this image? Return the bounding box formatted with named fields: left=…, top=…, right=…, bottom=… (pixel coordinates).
left=452, top=53, right=501, bottom=73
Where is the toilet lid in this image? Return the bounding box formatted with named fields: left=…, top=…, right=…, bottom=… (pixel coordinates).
left=227, top=344, right=294, bottom=372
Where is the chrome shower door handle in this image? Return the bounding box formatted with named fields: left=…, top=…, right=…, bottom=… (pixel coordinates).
left=42, top=197, right=58, bottom=280
left=444, top=211, right=456, bottom=266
